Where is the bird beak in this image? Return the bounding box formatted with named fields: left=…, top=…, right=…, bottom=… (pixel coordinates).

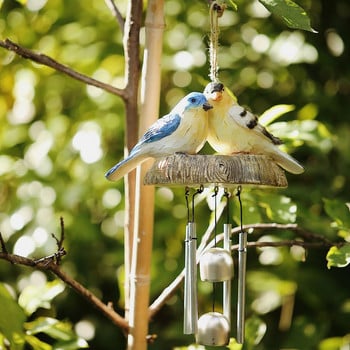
left=210, top=91, right=223, bottom=102
left=209, top=82, right=224, bottom=101
left=202, top=102, right=213, bottom=111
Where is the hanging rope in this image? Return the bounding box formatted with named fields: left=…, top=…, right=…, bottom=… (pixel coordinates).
left=185, top=187, right=190, bottom=223
left=224, top=188, right=231, bottom=226
left=209, top=1, right=226, bottom=82
left=185, top=185, right=204, bottom=223
left=212, top=186, right=219, bottom=246
left=236, top=185, right=244, bottom=233
left=192, top=185, right=204, bottom=223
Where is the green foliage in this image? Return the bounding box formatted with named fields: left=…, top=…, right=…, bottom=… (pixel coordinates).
left=258, top=0, right=316, bottom=32
left=0, top=284, right=26, bottom=350
left=19, top=280, right=65, bottom=315
left=244, top=316, right=267, bottom=349
left=324, top=199, right=350, bottom=235
left=0, top=282, right=86, bottom=349
left=326, top=245, right=350, bottom=269
left=1, top=0, right=350, bottom=349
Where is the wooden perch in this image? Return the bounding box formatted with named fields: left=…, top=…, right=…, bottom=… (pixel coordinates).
left=144, top=153, right=288, bottom=188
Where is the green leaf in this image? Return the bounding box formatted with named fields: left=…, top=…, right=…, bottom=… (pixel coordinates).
left=0, top=283, right=26, bottom=350
left=258, top=0, right=316, bottom=32
left=25, top=317, right=88, bottom=349
left=319, top=336, right=350, bottom=350
left=268, top=120, right=333, bottom=152
left=54, top=338, right=89, bottom=350
left=326, top=244, right=350, bottom=269
left=259, top=104, right=295, bottom=126
left=24, top=334, right=52, bottom=350
left=227, top=338, right=243, bottom=349
left=323, top=199, right=350, bottom=232
left=226, top=0, right=238, bottom=12
left=245, top=316, right=267, bottom=347
left=259, top=194, right=297, bottom=223
left=25, top=317, right=73, bottom=341
left=19, top=281, right=65, bottom=315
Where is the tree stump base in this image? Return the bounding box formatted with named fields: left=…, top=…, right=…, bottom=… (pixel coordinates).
left=144, top=154, right=288, bottom=188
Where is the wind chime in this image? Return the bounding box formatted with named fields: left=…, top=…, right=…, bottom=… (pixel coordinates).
left=144, top=1, right=289, bottom=346
left=188, top=5, right=244, bottom=344
left=183, top=184, right=246, bottom=346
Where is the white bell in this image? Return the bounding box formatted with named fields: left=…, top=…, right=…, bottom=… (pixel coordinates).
left=196, top=312, right=230, bottom=346
left=199, top=247, right=233, bottom=282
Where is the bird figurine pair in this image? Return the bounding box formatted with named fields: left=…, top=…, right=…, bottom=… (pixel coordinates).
left=105, top=82, right=304, bottom=182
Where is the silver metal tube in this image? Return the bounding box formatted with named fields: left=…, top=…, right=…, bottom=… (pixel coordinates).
left=237, top=230, right=247, bottom=344
left=183, top=222, right=198, bottom=334
left=223, top=223, right=232, bottom=324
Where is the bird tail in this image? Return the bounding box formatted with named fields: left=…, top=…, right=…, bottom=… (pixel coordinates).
left=105, top=153, right=148, bottom=182
left=270, top=148, right=305, bottom=174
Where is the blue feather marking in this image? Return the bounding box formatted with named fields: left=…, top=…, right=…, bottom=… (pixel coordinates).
left=131, top=113, right=181, bottom=154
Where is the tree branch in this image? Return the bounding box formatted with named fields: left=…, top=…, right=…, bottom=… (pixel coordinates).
left=0, top=231, right=128, bottom=332
left=0, top=38, right=126, bottom=99
left=148, top=222, right=339, bottom=318
left=105, top=0, right=125, bottom=33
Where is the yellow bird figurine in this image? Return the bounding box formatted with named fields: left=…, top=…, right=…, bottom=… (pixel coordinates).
left=204, top=82, right=304, bottom=174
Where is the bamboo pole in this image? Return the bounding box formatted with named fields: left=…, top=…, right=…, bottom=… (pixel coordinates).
left=127, top=1, right=165, bottom=349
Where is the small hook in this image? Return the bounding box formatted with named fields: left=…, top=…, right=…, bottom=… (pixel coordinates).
left=192, top=185, right=204, bottom=222
left=185, top=187, right=190, bottom=223
left=224, top=188, right=231, bottom=225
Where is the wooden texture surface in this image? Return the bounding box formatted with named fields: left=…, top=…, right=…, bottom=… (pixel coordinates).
left=144, top=153, right=288, bottom=188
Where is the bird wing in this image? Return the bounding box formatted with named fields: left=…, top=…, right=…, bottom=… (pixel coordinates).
left=229, top=105, right=283, bottom=145
left=136, top=113, right=181, bottom=146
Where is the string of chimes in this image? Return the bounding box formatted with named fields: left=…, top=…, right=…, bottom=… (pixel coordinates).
left=182, top=185, right=247, bottom=346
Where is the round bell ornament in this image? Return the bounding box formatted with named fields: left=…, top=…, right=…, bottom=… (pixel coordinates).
left=196, top=312, right=230, bottom=346
left=199, top=247, right=234, bottom=282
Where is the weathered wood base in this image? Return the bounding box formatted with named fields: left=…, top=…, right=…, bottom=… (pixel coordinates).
left=144, top=154, right=288, bottom=188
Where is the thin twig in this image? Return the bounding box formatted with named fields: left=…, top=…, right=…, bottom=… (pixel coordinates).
left=105, top=0, right=125, bottom=33
left=234, top=240, right=341, bottom=250
left=0, top=39, right=126, bottom=99
left=0, top=232, right=8, bottom=254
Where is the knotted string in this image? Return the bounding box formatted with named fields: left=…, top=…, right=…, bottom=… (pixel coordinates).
left=209, top=1, right=225, bottom=82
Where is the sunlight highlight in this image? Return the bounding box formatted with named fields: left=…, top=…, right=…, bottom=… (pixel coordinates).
left=72, top=122, right=103, bottom=164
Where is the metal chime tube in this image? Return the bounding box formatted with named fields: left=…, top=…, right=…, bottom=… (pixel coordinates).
left=223, top=223, right=232, bottom=324
left=184, top=222, right=198, bottom=334
left=237, top=230, right=247, bottom=344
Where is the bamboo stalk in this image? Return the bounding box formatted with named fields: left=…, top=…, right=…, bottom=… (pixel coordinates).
left=127, top=1, right=165, bottom=349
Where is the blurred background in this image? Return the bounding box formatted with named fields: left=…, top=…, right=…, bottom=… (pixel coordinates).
left=0, top=0, right=349, bottom=349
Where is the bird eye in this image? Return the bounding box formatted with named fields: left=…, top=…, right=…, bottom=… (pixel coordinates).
left=189, top=97, right=197, bottom=104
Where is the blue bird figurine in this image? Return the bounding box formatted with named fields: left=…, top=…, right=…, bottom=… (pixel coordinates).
left=106, top=92, right=212, bottom=181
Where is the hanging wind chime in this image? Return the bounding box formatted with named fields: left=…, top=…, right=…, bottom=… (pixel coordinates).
left=144, top=0, right=292, bottom=346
